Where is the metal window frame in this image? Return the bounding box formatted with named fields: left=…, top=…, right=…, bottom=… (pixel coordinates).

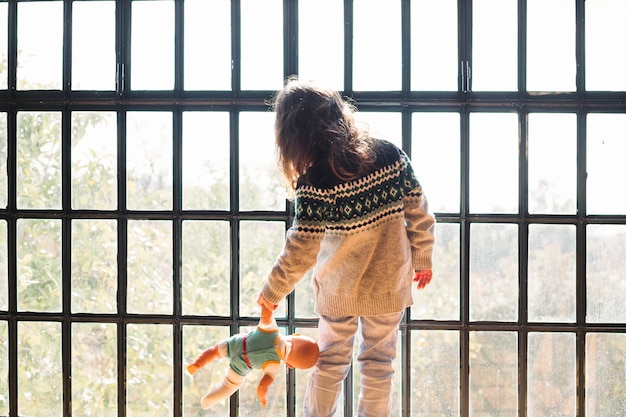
left=0, top=0, right=624, bottom=416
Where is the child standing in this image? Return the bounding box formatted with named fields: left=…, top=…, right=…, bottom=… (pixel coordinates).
left=257, top=77, right=435, bottom=417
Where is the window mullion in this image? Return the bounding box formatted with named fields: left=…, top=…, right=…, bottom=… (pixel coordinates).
left=283, top=0, right=298, bottom=79
left=343, top=0, right=354, bottom=94
left=458, top=0, right=472, bottom=94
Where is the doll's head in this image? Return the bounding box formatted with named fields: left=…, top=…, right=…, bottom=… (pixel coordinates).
left=282, top=334, right=319, bottom=369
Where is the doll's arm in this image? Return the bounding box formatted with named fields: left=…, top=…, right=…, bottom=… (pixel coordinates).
left=260, top=304, right=274, bottom=326
left=256, top=373, right=275, bottom=408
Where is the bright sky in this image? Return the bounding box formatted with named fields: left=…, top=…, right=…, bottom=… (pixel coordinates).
left=4, top=0, right=626, bottom=214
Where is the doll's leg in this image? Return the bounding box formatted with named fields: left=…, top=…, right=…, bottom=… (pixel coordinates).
left=188, top=340, right=227, bottom=375
left=200, top=368, right=245, bottom=410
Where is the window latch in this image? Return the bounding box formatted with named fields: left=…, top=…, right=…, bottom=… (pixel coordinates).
left=461, top=60, right=471, bottom=93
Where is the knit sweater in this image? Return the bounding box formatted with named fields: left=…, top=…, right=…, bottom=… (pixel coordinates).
left=261, top=139, right=435, bottom=317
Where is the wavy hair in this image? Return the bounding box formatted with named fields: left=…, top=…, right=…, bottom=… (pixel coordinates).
left=270, top=77, right=376, bottom=192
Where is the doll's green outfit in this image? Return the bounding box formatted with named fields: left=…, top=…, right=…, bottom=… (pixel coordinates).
left=226, top=321, right=282, bottom=376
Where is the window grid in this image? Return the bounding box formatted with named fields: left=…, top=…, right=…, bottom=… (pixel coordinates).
left=0, top=0, right=624, bottom=416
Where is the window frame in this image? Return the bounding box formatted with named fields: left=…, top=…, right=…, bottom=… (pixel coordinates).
left=0, top=0, right=624, bottom=416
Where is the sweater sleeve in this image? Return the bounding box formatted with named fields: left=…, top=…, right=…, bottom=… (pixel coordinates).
left=399, top=152, right=436, bottom=271
left=261, top=186, right=327, bottom=304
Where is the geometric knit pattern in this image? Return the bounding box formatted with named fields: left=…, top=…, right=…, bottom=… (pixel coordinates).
left=294, top=150, right=422, bottom=236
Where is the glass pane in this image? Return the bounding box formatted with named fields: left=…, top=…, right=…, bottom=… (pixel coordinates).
left=18, top=322, right=62, bottom=416
left=239, top=112, right=283, bottom=211
left=182, top=112, right=230, bottom=210
left=239, top=221, right=286, bottom=318
left=354, top=111, right=402, bottom=148
left=412, top=331, right=459, bottom=416
left=72, top=220, right=118, bottom=314
left=527, top=0, right=576, bottom=92
left=17, top=111, right=62, bottom=209
left=585, top=0, right=626, bottom=91
left=17, top=219, right=62, bottom=312
left=412, top=223, right=460, bottom=321
left=182, top=220, right=231, bottom=316
left=240, top=0, right=283, bottom=90
left=470, top=223, right=518, bottom=322
left=299, top=0, right=344, bottom=90
left=469, top=113, right=518, bottom=214
left=295, top=270, right=315, bottom=318
left=127, top=324, right=173, bottom=417
left=0, top=321, right=7, bottom=416
left=184, top=0, right=231, bottom=90
left=528, top=113, right=577, bottom=214
left=587, top=114, right=626, bottom=214
left=528, top=333, right=576, bottom=417
left=528, top=224, right=576, bottom=322
left=0, top=4, right=7, bottom=89
left=0, top=221, right=6, bottom=311
left=126, top=112, right=173, bottom=210
left=353, top=0, right=401, bottom=91
left=72, top=323, right=118, bottom=416
left=0, top=112, right=6, bottom=208
left=586, top=333, right=626, bottom=416
left=469, top=331, right=518, bottom=417
left=411, top=0, right=458, bottom=91
left=127, top=220, right=173, bottom=315
left=131, top=0, right=174, bottom=90
left=587, top=224, right=626, bottom=323
left=412, top=112, right=460, bottom=213
left=17, top=1, right=63, bottom=90
left=472, top=0, right=517, bottom=91
left=183, top=325, right=231, bottom=415
left=72, top=1, right=116, bottom=90
left=71, top=111, right=117, bottom=210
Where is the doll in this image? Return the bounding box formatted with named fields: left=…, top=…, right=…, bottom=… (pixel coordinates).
left=187, top=306, right=319, bottom=409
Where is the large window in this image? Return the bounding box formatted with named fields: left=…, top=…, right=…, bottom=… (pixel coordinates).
left=0, top=0, right=625, bottom=416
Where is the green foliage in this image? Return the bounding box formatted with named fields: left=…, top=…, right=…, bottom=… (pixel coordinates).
left=16, top=112, right=62, bottom=209
left=72, top=323, right=118, bottom=416
left=17, top=219, right=62, bottom=312
left=71, top=220, right=118, bottom=313
left=18, top=322, right=63, bottom=416
left=126, top=324, right=173, bottom=417
left=181, top=221, right=231, bottom=316
left=126, top=220, right=173, bottom=315
left=71, top=111, right=117, bottom=210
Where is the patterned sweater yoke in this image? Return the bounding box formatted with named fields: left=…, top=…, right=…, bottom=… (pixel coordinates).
left=263, top=139, right=436, bottom=317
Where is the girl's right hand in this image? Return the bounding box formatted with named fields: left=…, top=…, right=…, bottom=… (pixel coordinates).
left=413, top=269, right=433, bottom=290
left=257, top=292, right=278, bottom=312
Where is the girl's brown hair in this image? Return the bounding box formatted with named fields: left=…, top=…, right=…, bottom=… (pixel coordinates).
left=271, top=77, right=376, bottom=191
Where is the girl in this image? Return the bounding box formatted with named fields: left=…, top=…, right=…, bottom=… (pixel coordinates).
left=258, top=77, right=435, bottom=417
